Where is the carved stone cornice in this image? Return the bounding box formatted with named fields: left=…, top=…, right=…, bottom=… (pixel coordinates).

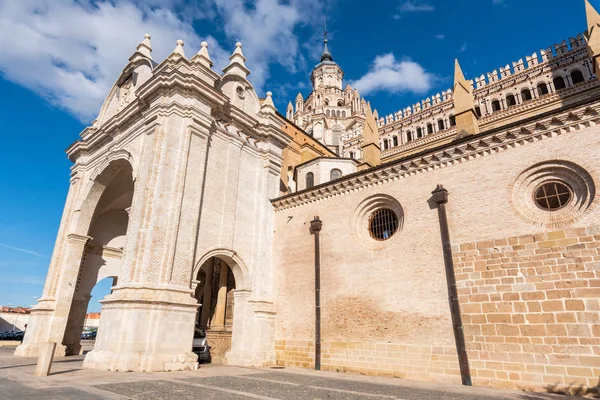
left=272, top=98, right=600, bottom=211
left=66, top=234, right=92, bottom=246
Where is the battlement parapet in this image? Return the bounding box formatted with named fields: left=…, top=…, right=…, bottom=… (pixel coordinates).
left=375, top=32, right=588, bottom=130
left=475, top=33, right=586, bottom=89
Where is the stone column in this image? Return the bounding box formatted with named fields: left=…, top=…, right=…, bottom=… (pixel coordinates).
left=15, top=176, right=84, bottom=358
left=199, top=260, right=214, bottom=328
left=82, top=115, right=210, bottom=372
left=16, top=234, right=90, bottom=357
left=212, top=263, right=229, bottom=330
left=223, top=289, right=250, bottom=365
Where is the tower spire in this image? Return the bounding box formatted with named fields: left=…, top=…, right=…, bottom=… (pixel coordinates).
left=321, top=17, right=333, bottom=62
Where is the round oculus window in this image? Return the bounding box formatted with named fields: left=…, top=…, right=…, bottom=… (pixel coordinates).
left=533, top=181, right=573, bottom=211
left=368, top=208, right=399, bottom=241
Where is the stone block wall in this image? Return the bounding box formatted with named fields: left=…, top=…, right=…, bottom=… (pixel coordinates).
left=275, top=340, right=461, bottom=382
left=454, top=225, right=600, bottom=391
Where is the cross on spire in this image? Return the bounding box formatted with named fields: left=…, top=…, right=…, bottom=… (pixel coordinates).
left=320, top=15, right=333, bottom=62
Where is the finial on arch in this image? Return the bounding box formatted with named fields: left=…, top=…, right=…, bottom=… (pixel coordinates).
left=169, top=39, right=186, bottom=59
left=130, top=33, right=153, bottom=61
left=192, top=40, right=213, bottom=68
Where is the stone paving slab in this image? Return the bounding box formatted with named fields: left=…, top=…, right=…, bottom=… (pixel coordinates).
left=95, top=380, right=252, bottom=400
left=0, top=348, right=584, bottom=400
left=0, top=376, right=108, bottom=400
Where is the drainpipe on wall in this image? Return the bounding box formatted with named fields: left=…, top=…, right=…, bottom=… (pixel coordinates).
left=431, top=184, right=472, bottom=386
left=309, top=216, right=323, bottom=371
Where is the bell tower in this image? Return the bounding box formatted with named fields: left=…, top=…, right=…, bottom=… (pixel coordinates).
left=310, top=32, right=343, bottom=90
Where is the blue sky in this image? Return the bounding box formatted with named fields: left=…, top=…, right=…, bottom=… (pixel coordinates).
left=0, top=0, right=592, bottom=312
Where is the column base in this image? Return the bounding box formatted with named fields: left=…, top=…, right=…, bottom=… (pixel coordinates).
left=14, top=342, right=67, bottom=358
left=83, top=349, right=199, bottom=372
left=82, top=285, right=200, bottom=372
left=224, top=349, right=276, bottom=367
left=14, top=300, right=65, bottom=358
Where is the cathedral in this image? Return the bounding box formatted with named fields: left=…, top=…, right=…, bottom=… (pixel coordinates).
left=17, top=0, right=600, bottom=395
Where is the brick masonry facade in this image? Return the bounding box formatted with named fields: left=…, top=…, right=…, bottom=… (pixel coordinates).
left=272, top=100, right=600, bottom=393
left=454, top=225, right=600, bottom=391
left=275, top=340, right=461, bottom=383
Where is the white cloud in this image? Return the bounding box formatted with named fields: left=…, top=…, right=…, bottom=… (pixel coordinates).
left=211, top=0, right=324, bottom=91
left=397, top=0, right=434, bottom=13
left=0, top=0, right=326, bottom=122
left=493, top=0, right=505, bottom=4
left=435, top=34, right=445, bottom=40
left=0, top=243, right=48, bottom=258
left=460, top=42, right=468, bottom=52
left=350, top=53, right=435, bottom=96
left=0, top=0, right=209, bottom=121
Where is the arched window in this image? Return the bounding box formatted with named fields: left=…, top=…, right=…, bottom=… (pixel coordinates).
left=337, top=100, right=344, bottom=106
left=571, top=70, right=585, bottom=85
left=438, top=119, right=445, bottom=131
left=393, top=136, right=398, bottom=146
left=324, top=99, right=329, bottom=106
left=521, top=89, right=532, bottom=102
left=553, top=76, right=566, bottom=90
left=342, top=111, right=346, bottom=118
left=537, top=83, right=549, bottom=96
left=330, top=168, right=342, bottom=181
left=305, top=172, right=314, bottom=189
left=449, top=115, right=456, bottom=127
left=427, top=123, right=433, bottom=134
left=349, top=151, right=355, bottom=159
left=336, top=110, right=340, bottom=117
left=475, top=106, right=482, bottom=117
left=326, top=110, right=330, bottom=116
left=491, top=100, right=501, bottom=112
left=506, top=94, right=517, bottom=107
left=383, top=139, right=389, bottom=150
left=416, top=127, right=423, bottom=138
left=406, top=131, right=413, bottom=142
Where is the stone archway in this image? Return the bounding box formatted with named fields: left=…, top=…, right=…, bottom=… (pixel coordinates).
left=192, top=250, right=249, bottom=364
left=194, top=257, right=235, bottom=363
left=16, top=158, right=134, bottom=358
left=62, top=164, right=133, bottom=355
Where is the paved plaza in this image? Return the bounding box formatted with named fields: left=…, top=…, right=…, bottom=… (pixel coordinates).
left=0, top=347, right=584, bottom=400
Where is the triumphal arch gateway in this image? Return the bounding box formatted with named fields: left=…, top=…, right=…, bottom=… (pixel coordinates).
left=17, top=1, right=600, bottom=393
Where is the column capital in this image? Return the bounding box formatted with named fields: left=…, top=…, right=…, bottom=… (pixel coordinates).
left=66, top=234, right=92, bottom=246
left=231, top=289, right=251, bottom=299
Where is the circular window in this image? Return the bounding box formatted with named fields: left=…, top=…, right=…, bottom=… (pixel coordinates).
left=236, top=86, right=245, bottom=99
left=368, top=209, right=399, bottom=241
left=533, top=181, right=572, bottom=211
left=510, top=160, right=596, bottom=228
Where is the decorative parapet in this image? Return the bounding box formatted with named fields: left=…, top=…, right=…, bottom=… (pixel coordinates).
left=272, top=97, right=600, bottom=211
left=376, top=33, right=589, bottom=133
left=380, top=127, right=457, bottom=159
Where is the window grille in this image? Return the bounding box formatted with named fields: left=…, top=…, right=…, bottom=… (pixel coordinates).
left=368, top=209, right=399, bottom=241
left=534, top=181, right=572, bottom=211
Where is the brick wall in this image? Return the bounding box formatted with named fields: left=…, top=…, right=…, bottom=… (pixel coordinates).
left=454, top=225, right=600, bottom=391
left=275, top=340, right=461, bottom=383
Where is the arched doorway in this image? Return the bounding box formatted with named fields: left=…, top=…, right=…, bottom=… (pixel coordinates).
left=194, top=256, right=236, bottom=363
left=62, top=162, right=133, bottom=355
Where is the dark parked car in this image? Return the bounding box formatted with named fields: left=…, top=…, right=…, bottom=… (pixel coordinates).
left=81, top=331, right=97, bottom=340
left=0, top=330, right=23, bottom=341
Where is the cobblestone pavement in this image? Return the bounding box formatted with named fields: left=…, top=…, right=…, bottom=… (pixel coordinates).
left=0, top=347, right=580, bottom=400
